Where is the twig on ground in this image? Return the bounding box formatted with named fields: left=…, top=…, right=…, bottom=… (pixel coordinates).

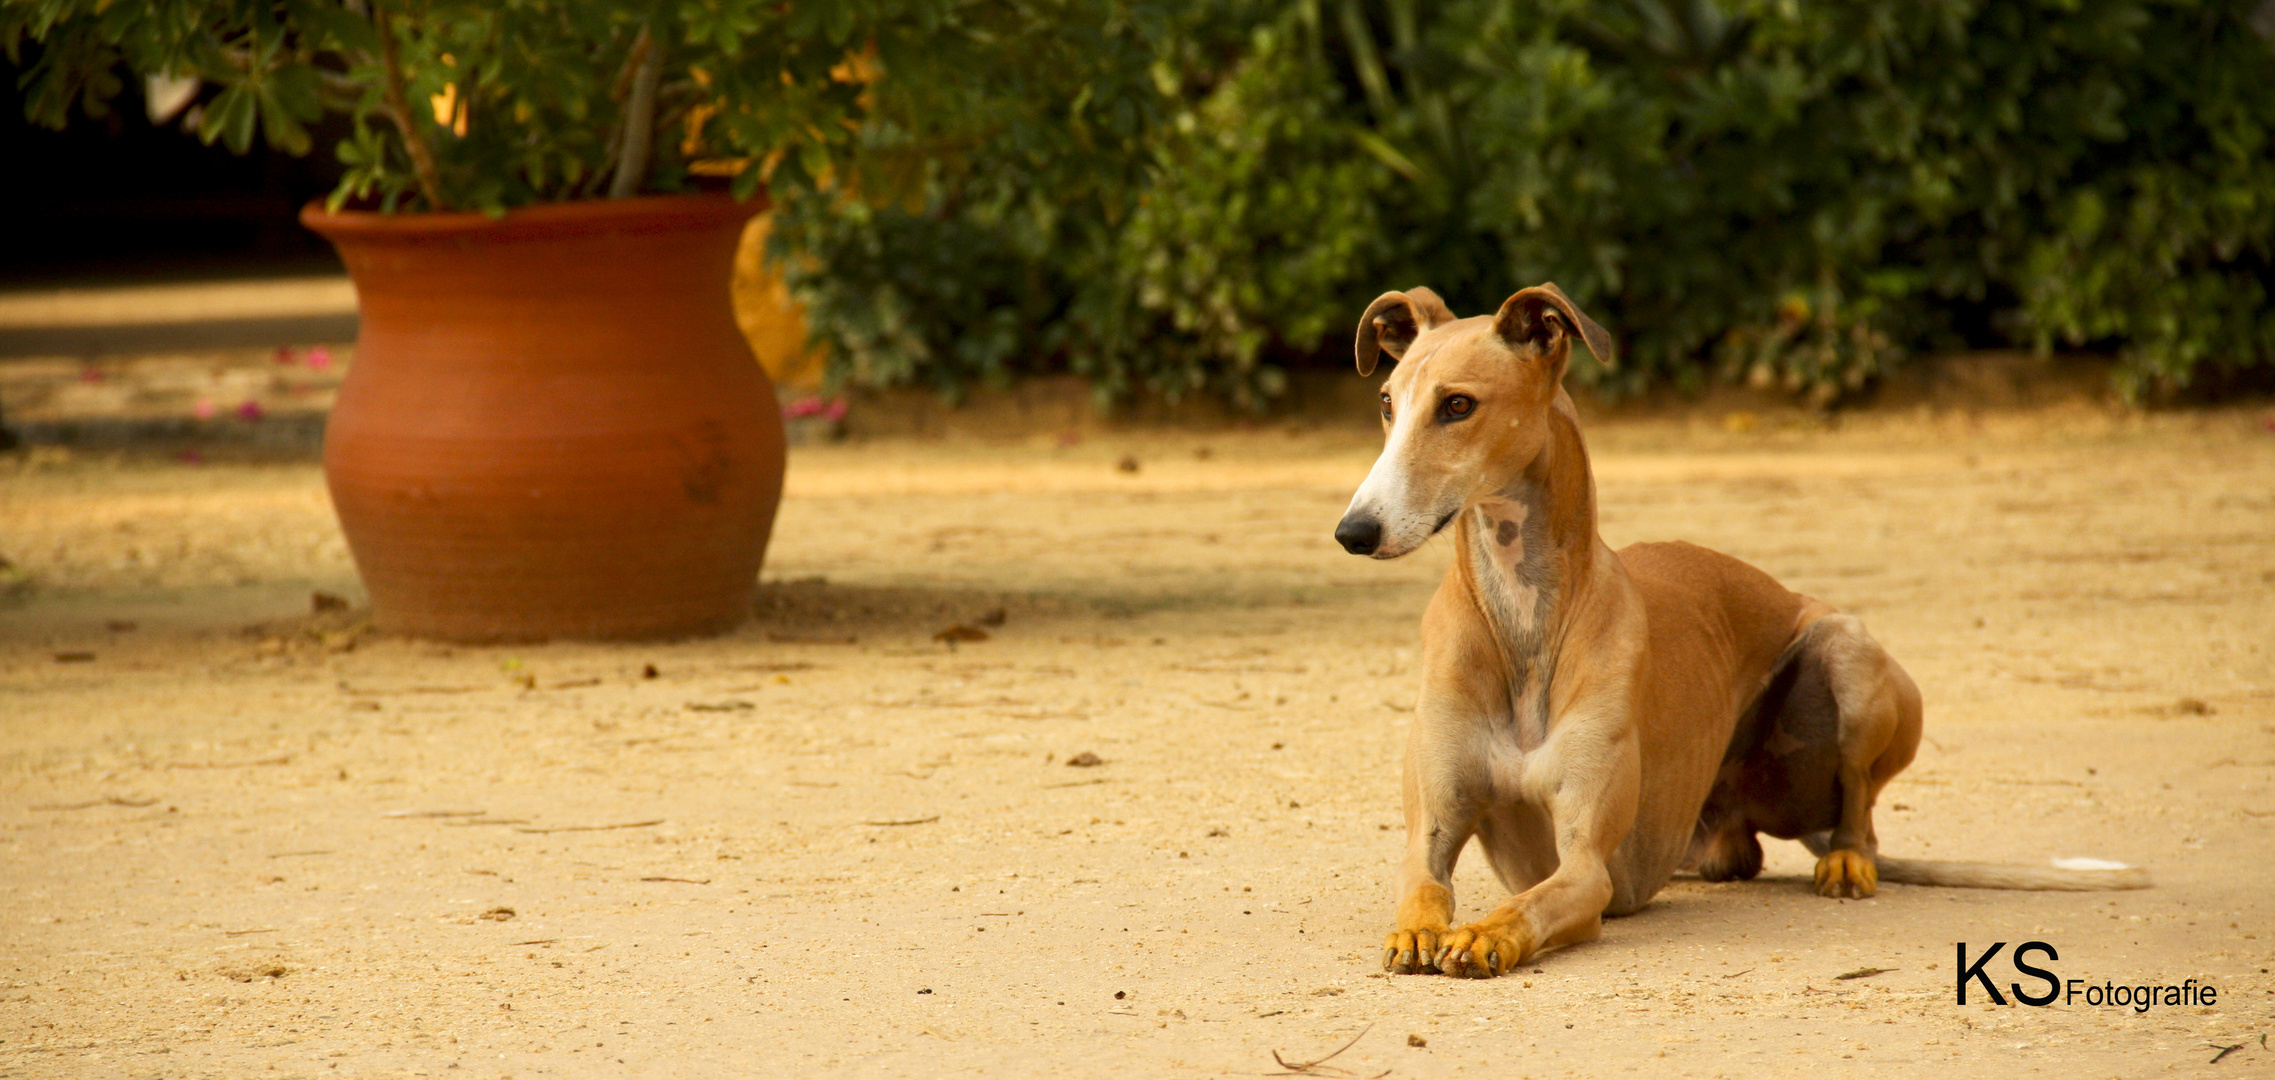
left=382, top=809, right=486, bottom=818
left=2208, top=1042, right=2244, bottom=1064
left=31, top=796, right=158, bottom=810
left=639, top=877, right=710, bottom=885
left=514, top=820, right=664, bottom=834
left=860, top=816, right=940, bottom=826
left=509, top=939, right=560, bottom=946
left=1270, top=1022, right=1373, bottom=1076
left=167, top=755, right=292, bottom=769
left=1834, top=966, right=1895, bottom=980
left=225, top=928, right=279, bottom=936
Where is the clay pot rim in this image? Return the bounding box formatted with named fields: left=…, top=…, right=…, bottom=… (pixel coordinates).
left=300, top=191, right=768, bottom=245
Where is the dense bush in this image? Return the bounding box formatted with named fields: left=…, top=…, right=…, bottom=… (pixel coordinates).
left=781, top=0, right=2275, bottom=403
left=765, top=3, right=1179, bottom=402
left=5, top=0, right=976, bottom=212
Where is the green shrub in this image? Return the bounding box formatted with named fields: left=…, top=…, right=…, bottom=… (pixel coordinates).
left=768, top=2, right=1178, bottom=403
left=783, top=0, right=2275, bottom=403
left=6, top=0, right=958, bottom=212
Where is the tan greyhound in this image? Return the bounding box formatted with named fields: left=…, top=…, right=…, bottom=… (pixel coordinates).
left=1336, top=283, right=2147, bottom=978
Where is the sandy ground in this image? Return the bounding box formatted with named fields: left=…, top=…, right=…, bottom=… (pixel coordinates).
left=0, top=278, right=356, bottom=329
left=2, top=402, right=2273, bottom=1079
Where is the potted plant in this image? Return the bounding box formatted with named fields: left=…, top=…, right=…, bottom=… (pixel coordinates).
left=6, top=1, right=880, bottom=641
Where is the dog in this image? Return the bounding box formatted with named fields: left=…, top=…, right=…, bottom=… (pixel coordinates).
left=1335, top=283, right=2147, bottom=978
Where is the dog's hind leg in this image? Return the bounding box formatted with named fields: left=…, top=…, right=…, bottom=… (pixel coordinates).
left=1690, top=802, right=1763, bottom=883
left=1807, top=614, right=1922, bottom=899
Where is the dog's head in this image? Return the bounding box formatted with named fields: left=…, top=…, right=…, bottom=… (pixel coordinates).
left=1334, top=283, right=1614, bottom=558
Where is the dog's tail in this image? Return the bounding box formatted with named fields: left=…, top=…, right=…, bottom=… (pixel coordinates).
left=1800, top=833, right=2151, bottom=891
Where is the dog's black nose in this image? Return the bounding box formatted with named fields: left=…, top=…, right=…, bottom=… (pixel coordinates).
left=1334, top=514, right=1381, bottom=556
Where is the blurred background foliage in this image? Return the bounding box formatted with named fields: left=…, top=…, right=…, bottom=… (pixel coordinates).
left=779, top=0, right=2275, bottom=404
left=10, top=0, right=2271, bottom=404
left=5, top=0, right=952, bottom=211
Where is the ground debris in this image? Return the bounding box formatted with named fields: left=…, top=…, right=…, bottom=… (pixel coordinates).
left=168, top=754, right=293, bottom=769
left=218, top=962, right=291, bottom=983
left=31, top=795, right=158, bottom=811
left=514, top=819, right=664, bottom=834
left=1834, top=966, right=1895, bottom=981
left=1269, top=1022, right=1373, bottom=1077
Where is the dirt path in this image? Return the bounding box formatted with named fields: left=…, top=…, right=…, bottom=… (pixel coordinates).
left=3, top=404, right=2272, bottom=1078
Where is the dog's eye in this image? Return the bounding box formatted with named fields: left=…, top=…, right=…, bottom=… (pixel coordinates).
left=1438, top=395, right=1475, bottom=422
left=1380, top=394, right=1393, bottom=421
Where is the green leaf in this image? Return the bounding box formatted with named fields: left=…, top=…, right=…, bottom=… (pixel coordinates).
left=202, top=83, right=260, bottom=154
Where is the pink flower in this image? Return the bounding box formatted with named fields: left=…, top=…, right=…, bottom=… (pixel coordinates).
left=193, top=398, right=217, bottom=420
left=235, top=399, right=264, bottom=422
left=306, top=346, right=333, bottom=370
left=784, top=396, right=846, bottom=420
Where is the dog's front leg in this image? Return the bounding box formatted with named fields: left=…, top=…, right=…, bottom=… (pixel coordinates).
left=1383, top=741, right=1474, bottom=977
left=1437, top=707, right=1640, bottom=977
left=1382, top=691, right=1491, bottom=975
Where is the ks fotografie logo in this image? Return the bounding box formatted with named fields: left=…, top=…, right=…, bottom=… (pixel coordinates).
left=1956, top=941, right=2219, bottom=1011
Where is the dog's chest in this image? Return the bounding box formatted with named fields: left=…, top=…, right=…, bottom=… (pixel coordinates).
left=1469, top=498, right=1556, bottom=751
left=1470, top=497, right=1553, bottom=640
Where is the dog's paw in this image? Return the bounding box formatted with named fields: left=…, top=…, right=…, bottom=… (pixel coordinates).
left=1382, top=928, right=1445, bottom=975
left=1814, top=849, right=1878, bottom=899
left=1433, top=921, right=1533, bottom=979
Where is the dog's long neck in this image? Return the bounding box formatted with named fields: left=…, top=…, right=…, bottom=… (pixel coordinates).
left=1457, top=394, right=1601, bottom=746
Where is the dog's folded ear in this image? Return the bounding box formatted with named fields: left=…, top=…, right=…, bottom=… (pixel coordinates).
left=1492, top=283, right=1615, bottom=371
left=1354, top=287, right=1457, bottom=376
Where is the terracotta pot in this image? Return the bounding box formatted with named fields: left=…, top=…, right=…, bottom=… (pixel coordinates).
left=301, top=194, right=784, bottom=642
